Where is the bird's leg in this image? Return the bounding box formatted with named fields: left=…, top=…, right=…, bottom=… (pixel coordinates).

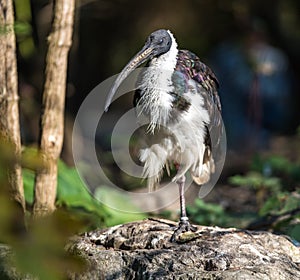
left=179, top=175, right=188, bottom=219
left=171, top=175, right=197, bottom=242
left=178, top=175, right=197, bottom=231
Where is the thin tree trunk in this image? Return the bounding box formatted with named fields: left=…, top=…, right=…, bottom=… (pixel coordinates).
left=0, top=0, right=25, bottom=212
left=33, top=0, right=75, bottom=217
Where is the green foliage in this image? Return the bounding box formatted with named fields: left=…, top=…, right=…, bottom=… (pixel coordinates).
left=2, top=154, right=146, bottom=278
left=229, top=154, right=300, bottom=241
left=14, top=21, right=32, bottom=36
left=22, top=155, right=146, bottom=229
left=11, top=211, right=86, bottom=280
left=187, top=153, right=300, bottom=242
left=94, top=186, right=146, bottom=227
left=229, top=172, right=281, bottom=191
left=187, top=198, right=257, bottom=229
left=0, top=144, right=146, bottom=279
left=187, top=199, right=231, bottom=227
left=14, top=0, right=32, bottom=21
left=229, top=155, right=300, bottom=217
left=0, top=148, right=81, bottom=279
left=14, top=0, right=35, bottom=58
left=259, top=191, right=300, bottom=216
left=251, top=154, right=300, bottom=183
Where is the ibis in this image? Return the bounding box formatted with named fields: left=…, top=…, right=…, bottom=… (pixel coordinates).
left=105, top=29, right=223, bottom=240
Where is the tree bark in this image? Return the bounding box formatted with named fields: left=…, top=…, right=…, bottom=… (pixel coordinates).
left=33, top=0, right=75, bottom=217
left=68, top=219, right=300, bottom=280
left=0, top=0, right=25, bottom=212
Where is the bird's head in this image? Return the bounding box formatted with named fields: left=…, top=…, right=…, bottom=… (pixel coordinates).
left=104, top=29, right=173, bottom=111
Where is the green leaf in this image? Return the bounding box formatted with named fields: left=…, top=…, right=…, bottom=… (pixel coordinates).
left=287, top=224, right=300, bottom=243
left=23, top=168, right=35, bottom=204
left=94, top=186, right=147, bottom=227
left=14, top=21, right=32, bottom=36
left=229, top=172, right=281, bottom=190
left=259, top=195, right=281, bottom=216
left=187, top=199, right=230, bottom=226
left=22, top=156, right=147, bottom=228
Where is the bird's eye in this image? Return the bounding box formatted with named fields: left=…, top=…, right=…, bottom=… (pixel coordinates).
left=159, top=38, right=164, bottom=44
left=147, top=35, right=154, bottom=44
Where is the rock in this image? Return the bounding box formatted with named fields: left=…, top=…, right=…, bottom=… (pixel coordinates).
left=67, top=218, right=300, bottom=280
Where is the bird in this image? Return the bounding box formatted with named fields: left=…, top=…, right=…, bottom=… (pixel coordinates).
left=105, top=29, right=223, bottom=240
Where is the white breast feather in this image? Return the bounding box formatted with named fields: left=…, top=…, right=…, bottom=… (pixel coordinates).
left=137, top=30, right=178, bottom=133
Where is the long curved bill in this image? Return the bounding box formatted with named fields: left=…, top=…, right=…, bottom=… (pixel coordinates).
left=104, top=45, right=153, bottom=112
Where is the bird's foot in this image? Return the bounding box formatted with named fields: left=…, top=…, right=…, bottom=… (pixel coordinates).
left=171, top=217, right=197, bottom=242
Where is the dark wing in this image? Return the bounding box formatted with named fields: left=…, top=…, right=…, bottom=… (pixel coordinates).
left=175, top=49, right=223, bottom=157
left=175, top=49, right=221, bottom=111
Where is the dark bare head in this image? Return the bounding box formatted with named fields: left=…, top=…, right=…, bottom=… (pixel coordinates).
left=104, top=29, right=173, bottom=111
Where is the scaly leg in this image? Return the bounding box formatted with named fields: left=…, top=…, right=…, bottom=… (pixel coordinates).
left=179, top=175, right=187, bottom=219
left=171, top=175, right=197, bottom=242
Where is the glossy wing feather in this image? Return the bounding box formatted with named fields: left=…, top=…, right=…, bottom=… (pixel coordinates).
left=175, top=50, right=223, bottom=170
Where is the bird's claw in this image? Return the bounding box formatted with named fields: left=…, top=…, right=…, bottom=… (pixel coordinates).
left=171, top=217, right=197, bottom=242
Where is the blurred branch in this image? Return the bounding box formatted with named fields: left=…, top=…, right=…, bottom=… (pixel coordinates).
left=33, top=0, right=75, bottom=217
left=0, top=0, right=25, bottom=212
left=248, top=207, right=300, bottom=231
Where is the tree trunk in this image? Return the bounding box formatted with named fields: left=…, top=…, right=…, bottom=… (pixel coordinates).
left=33, top=0, right=75, bottom=217
left=68, top=219, right=300, bottom=280
left=0, top=0, right=25, bottom=212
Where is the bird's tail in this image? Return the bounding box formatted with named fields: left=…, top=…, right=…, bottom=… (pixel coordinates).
left=139, top=144, right=168, bottom=192
left=191, top=147, right=215, bottom=185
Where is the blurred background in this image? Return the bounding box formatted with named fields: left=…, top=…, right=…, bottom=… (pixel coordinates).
left=16, top=0, right=300, bottom=240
